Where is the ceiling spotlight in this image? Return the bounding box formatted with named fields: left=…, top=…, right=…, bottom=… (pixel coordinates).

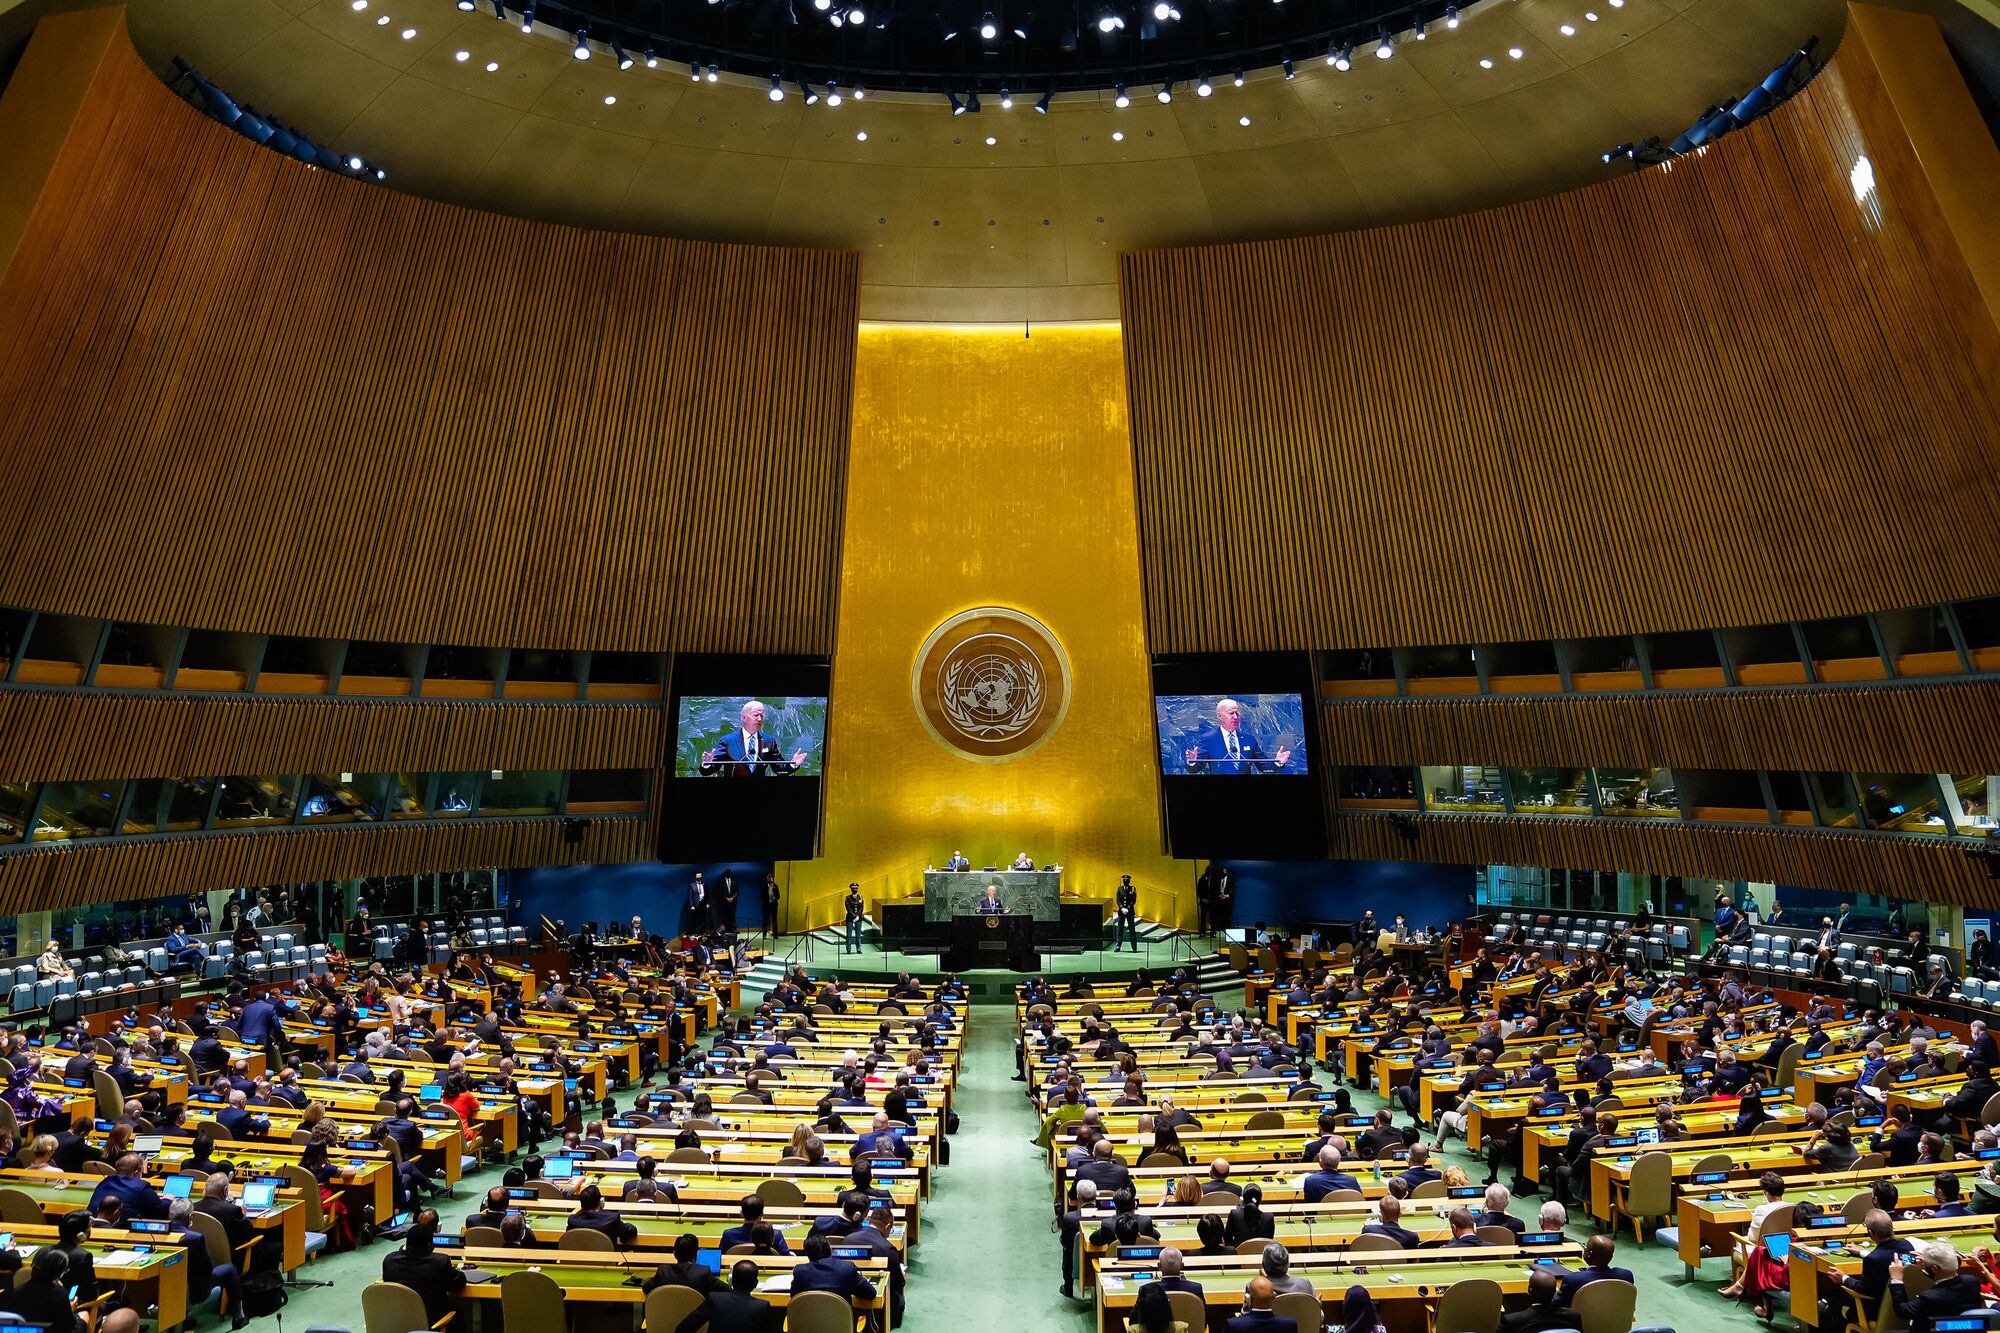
left=485, top=60, right=499, bottom=70
left=612, top=39, right=633, bottom=69
left=999, top=88, right=1014, bottom=108
left=518, top=4, right=533, bottom=30
left=1330, top=41, right=1351, bottom=70
left=856, top=130, right=868, bottom=140
left=1013, top=21, right=1028, bottom=37
left=966, top=90, right=981, bottom=112
left=400, top=26, right=416, bottom=38
left=1507, top=45, right=1523, bottom=58
left=1238, top=114, right=1250, bottom=125
left=571, top=30, right=590, bottom=58
left=769, top=73, right=785, bottom=100
left=829, top=9, right=843, bottom=24
left=455, top=0, right=474, bottom=10
left=1034, top=88, right=1052, bottom=113
left=690, top=60, right=703, bottom=80
left=984, top=135, right=996, bottom=144
left=1374, top=29, right=1394, bottom=58
left=707, top=64, right=719, bottom=81
left=1281, top=56, right=1295, bottom=79
left=374, top=167, right=386, bottom=179
left=848, top=4, right=865, bottom=21
left=1111, top=130, right=1124, bottom=140
left=347, top=154, right=365, bottom=169
left=645, top=46, right=657, bottom=66
left=1602, top=142, right=1633, bottom=163
left=814, top=0, right=831, bottom=10
left=852, top=83, right=865, bottom=97
left=949, top=90, right=967, bottom=114
left=1412, top=17, right=1425, bottom=40
left=801, top=81, right=820, bottom=104
left=1478, top=56, right=1493, bottom=68
left=454, top=48, right=469, bottom=60
left=603, top=94, right=616, bottom=104
left=979, top=11, right=997, bottom=38
left=376, top=15, right=389, bottom=25
left=1156, top=81, right=1172, bottom=102
left=1609, top=0, right=1622, bottom=7
left=1113, top=82, right=1129, bottom=106
left=1559, top=22, right=1575, bottom=35
left=1232, top=69, right=1244, bottom=86
left=827, top=80, right=844, bottom=105
left=1152, top=0, right=1169, bottom=17
left=1444, top=4, right=1458, bottom=26
left=1096, top=7, right=1124, bottom=31
left=1196, top=75, right=1212, bottom=96
left=350, top=0, right=366, bottom=9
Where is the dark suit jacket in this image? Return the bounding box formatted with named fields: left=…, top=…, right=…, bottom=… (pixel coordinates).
left=719, top=1223, right=789, bottom=1254
left=197, top=1196, right=256, bottom=1254
left=1845, top=1241, right=1916, bottom=1304
left=675, top=1288, right=773, bottom=1333
left=1360, top=1222, right=1419, bottom=1249
left=1477, top=1211, right=1526, bottom=1236
left=645, top=1260, right=722, bottom=1295
left=787, top=1257, right=876, bottom=1302
left=0, top=1275, right=84, bottom=1333
left=1302, top=1171, right=1361, bottom=1203
left=1498, top=1305, right=1583, bottom=1333
left=1555, top=1265, right=1634, bottom=1306
left=381, top=1248, right=467, bottom=1325
left=1075, top=1160, right=1132, bottom=1193
left=1224, top=1313, right=1298, bottom=1333
left=1139, top=1275, right=1205, bottom=1302
left=1892, top=1273, right=1987, bottom=1333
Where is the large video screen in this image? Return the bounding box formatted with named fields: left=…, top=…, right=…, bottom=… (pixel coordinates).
left=1155, top=694, right=1310, bottom=776
left=662, top=656, right=830, bottom=861
left=673, top=697, right=827, bottom=778
left=1152, top=655, right=1325, bottom=858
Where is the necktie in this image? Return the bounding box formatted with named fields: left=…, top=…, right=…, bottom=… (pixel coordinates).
left=1227, top=732, right=1239, bottom=763
left=745, top=733, right=757, bottom=774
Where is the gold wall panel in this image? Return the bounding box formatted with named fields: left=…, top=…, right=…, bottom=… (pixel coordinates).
left=789, top=325, right=1190, bottom=930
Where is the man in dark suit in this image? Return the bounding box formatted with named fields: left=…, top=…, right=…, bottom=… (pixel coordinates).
left=1438, top=1208, right=1492, bottom=1248
left=1844, top=1211, right=1915, bottom=1310
left=0, top=1247, right=86, bottom=1333
left=674, top=1260, right=772, bottom=1333
left=841, top=1203, right=906, bottom=1327
left=1225, top=1276, right=1298, bottom=1333
left=197, top=1173, right=258, bottom=1262
left=1553, top=1236, right=1634, bottom=1306
left=1138, top=1248, right=1204, bottom=1304
left=1075, top=1140, right=1132, bottom=1194
left=1396, top=1144, right=1441, bottom=1191
left=1360, top=1197, right=1420, bottom=1249
left=1889, top=1242, right=1988, bottom=1333
left=644, top=1232, right=723, bottom=1295
left=166, top=1197, right=249, bottom=1330
left=216, top=1090, right=269, bottom=1140
left=974, top=885, right=1006, bottom=916
left=1301, top=1147, right=1360, bottom=1202
left=721, top=1196, right=790, bottom=1255
left=945, top=850, right=970, bottom=872
left=90, top=1153, right=167, bottom=1221
left=699, top=701, right=808, bottom=777
left=464, top=1186, right=512, bottom=1232
left=379, top=1215, right=465, bottom=1326
left=1477, top=1184, right=1526, bottom=1237
left=788, top=1232, right=877, bottom=1304
left=1183, top=699, right=1290, bottom=774
left=567, top=1185, right=639, bottom=1246
left=1499, top=1269, right=1582, bottom=1333
left=1114, top=876, right=1140, bottom=952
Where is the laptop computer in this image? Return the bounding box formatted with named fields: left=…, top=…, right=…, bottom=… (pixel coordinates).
left=542, top=1157, right=578, bottom=1180
left=696, top=1246, right=722, bottom=1274
left=1763, top=1234, right=1792, bottom=1261
left=163, top=1175, right=195, bottom=1200
left=240, top=1182, right=278, bottom=1213
left=133, top=1135, right=164, bottom=1156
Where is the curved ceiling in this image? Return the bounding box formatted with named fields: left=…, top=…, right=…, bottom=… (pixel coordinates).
left=126, top=0, right=1851, bottom=319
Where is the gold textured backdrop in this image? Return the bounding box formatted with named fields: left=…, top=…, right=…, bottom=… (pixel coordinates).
left=785, top=324, right=1191, bottom=930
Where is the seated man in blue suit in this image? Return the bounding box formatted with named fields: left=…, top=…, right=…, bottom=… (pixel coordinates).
left=1553, top=1236, right=1635, bottom=1306
left=719, top=1195, right=789, bottom=1254
left=1300, top=1146, right=1360, bottom=1202
left=789, top=1231, right=878, bottom=1304
left=1182, top=699, right=1291, bottom=775
left=852, top=1114, right=912, bottom=1162
left=698, top=700, right=808, bottom=777
left=1225, top=1276, right=1298, bottom=1333
left=945, top=850, right=970, bottom=871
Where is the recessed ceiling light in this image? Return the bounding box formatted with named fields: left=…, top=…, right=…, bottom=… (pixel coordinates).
left=1508, top=46, right=1524, bottom=58
left=1111, top=130, right=1124, bottom=141
left=604, top=94, right=616, bottom=104
left=454, top=49, right=469, bottom=60
left=985, top=135, right=996, bottom=144
left=1559, top=23, right=1575, bottom=35
left=401, top=25, right=416, bottom=37
left=856, top=130, right=868, bottom=140
left=1585, top=11, right=1599, bottom=19
left=350, top=0, right=366, bottom=9
left=1238, top=115, right=1251, bottom=126
left=1479, top=57, right=1493, bottom=68
left=375, top=14, right=389, bottom=24
left=485, top=60, right=499, bottom=71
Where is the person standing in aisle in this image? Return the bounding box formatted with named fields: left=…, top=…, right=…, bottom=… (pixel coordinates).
left=1114, top=875, right=1140, bottom=952
left=763, top=875, right=782, bottom=936
left=844, top=884, right=865, bottom=955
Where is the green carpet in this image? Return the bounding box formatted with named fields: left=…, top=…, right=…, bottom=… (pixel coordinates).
left=257, top=989, right=1758, bottom=1333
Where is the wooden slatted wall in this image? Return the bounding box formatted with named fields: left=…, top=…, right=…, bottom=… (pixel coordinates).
left=0, top=690, right=659, bottom=783
left=1120, top=47, right=2000, bottom=654
left=1325, top=680, right=2000, bottom=774
left=1330, top=812, right=2000, bottom=908
left=0, top=19, right=857, bottom=654
left=0, top=816, right=649, bottom=913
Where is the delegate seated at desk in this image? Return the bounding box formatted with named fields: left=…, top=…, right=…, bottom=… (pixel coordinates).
left=975, top=886, right=1007, bottom=915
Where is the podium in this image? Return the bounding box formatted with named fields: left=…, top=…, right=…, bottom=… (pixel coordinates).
left=947, top=912, right=1038, bottom=971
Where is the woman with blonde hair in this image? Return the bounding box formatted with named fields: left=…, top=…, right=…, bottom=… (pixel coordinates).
left=23, top=1134, right=60, bottom=1172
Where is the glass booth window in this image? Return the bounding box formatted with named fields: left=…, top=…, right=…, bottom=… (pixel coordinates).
left=1507, top=768, right=1592, bottom=815
left=480, top=770, right=560, bottom=816
left=35, top=781, right=125, bottom=840
left=1808, top=772, right=1860, bottom=828
left=1337, top=767, right=1416, bottom=808
left=383, top=772, right=428, bottom=820
left=1856, top=773, right=1948, bottom=835
left=566, top=770, right=647, bottom=814
left=434, top=773, right=481, bottom=817
left=301, top=773, right=379, bottom=822
left=214, top=775, right=297, bottom=827
left=1944, top=775, right=2000, bottom=837
left=1593, top=768, right=1680, bottom=818
left=1420, top=766, right=1505, bottom=813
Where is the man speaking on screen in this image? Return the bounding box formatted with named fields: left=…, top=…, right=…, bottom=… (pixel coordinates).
left=1183, top=698, right=1291, bottom=775
left=699, top=700, right=810, bottom=776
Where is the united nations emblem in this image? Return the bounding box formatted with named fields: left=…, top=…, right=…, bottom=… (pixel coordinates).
left=912, top=607, right=1071, bottom=762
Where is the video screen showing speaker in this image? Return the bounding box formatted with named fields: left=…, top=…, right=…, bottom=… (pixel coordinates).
left=662, top=655, right=829, bottom=860
left=1155, top=694, right=1309, bottom=776
left=1154, top=655, right=1324, bottom=858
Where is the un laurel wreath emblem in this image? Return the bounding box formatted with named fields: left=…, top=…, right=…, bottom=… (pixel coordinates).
left=913, top=607, right=1071, bottom=763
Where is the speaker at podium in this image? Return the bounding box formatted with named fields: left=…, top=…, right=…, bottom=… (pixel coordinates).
left=947, top=911, right=1038, bottom=971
